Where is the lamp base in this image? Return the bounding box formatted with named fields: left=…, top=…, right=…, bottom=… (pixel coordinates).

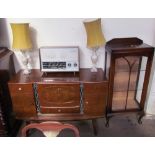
left=91, top=67, right=97, bottom=72
left=23, top=69, right=31, bottom=75
left=91, top=48, right=98, bottom=72
left=21, top=51, right=32, bottom=75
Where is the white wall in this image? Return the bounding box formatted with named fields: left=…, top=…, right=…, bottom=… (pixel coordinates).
left=3, top=18, right=155, bottom=71
left=1, top=18, right=155, bottom=114
left=6, top=18, right=105, bottom=71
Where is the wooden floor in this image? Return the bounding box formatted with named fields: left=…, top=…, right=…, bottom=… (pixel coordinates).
left=18, top=114, right=155, bottom=137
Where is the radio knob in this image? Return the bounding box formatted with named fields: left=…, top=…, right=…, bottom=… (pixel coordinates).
left=74, top=63, right=77, bottom=67
left=68, top=63, right=71, bottom=67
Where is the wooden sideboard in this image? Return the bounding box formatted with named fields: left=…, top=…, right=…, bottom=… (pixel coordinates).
left=8, top=69, right=108, bottom=131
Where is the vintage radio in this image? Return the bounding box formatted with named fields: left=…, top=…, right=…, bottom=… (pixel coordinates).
left=39, top=47, right=79, bottom=72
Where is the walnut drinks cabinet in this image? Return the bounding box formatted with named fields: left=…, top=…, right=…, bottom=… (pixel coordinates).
left=8, top=69, right=108, bottom=128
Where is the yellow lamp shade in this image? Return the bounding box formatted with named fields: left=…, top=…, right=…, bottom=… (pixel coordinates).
left=84, top=18, right=106, bottom=48
left=11, top=23, right=32, bottom=50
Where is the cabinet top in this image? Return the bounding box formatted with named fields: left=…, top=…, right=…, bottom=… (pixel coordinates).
left=105, top=37, right=154, bottom=52
left=9, top=68, right=108, bottom=83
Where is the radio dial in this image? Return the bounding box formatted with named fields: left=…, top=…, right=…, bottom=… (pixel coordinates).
left=74, top=63, right=77, bottom=67
left=68, top=63, right=71, bottom=67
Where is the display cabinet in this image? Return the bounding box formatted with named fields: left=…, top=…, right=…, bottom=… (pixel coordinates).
left=105, top=38, right=154, bottom=124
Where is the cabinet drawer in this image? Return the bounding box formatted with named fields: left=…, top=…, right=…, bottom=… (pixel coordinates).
left=8, top=84, right=37, bottom=117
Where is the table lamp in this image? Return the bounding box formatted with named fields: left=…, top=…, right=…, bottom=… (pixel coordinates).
left=11, top=23, right=32, bottom=74
left=83, top=18, right=106, bottom=72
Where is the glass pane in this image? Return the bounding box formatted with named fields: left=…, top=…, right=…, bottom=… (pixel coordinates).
left=112, top=56, right=142, bottom=111
left=135, top=56, right=147, bottom=103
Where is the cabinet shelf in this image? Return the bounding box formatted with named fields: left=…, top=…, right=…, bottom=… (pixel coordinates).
left=114, top=69, right=146, bottom=73
left=112, top=91, right=140, bottom=111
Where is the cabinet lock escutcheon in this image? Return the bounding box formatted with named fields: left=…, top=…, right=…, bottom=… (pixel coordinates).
left=18, top=88, right=22, bottom=91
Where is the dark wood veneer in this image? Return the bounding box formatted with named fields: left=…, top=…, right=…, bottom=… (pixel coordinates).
left=8, top=69, right=108, bottom=123
left=37, top=83, right=81, bottom=114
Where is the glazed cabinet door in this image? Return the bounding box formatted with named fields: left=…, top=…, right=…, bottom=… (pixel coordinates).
left=83, top=82, right=108, bottom=115
left=8, top=84, right=37, bottom=118
left=36, top=83, right=81, bottom=114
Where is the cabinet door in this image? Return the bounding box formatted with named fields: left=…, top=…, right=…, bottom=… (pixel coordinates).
left=8, top=84, right=37, bottom=118
left=83, top=82, right=108, bottom=115
left=112, top=56, right=143, bottom=111
left=37, top=83, right=80, bottom=114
